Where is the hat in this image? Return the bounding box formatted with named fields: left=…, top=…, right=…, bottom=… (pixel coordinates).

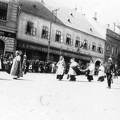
left=108, top=57, right=112, bottom=62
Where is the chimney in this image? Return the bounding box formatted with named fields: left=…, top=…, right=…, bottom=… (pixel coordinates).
left=93, top=12, right=97, bottom=21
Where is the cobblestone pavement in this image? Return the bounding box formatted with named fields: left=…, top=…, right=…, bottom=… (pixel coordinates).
left=0, top=72, right=120, bottom=120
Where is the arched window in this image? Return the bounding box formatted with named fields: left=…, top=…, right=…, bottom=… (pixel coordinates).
left=92, top=42, right=96, bottom=51
left=55, top=30, right=61, bottom=42
left=83, top=39, right=88, bottom=49
left=66, top=34, right=72, bottom=45
left=75, top=37, right=80, bottom=47
left=97, top=44, right=103, bottom=53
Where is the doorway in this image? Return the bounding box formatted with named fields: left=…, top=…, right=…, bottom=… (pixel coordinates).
left=0, top=40, right=5, bottom=55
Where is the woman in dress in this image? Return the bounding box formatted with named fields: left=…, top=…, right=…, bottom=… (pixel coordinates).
left=68, top=58, right=78, bottom=81
left=83, top=60, right=95, bottom=82
left=56, top=56, right=66, bottom=81
left=10, top=50, right=23, bottom=79
left=97, top=63, right=105, bottom=82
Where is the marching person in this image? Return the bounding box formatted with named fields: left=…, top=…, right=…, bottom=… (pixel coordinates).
left=56, top=56, right=66, bottom=81
left=97, top=63, right=105, bottom=82
left=10, top=50, right=23, bottom=79
left=82, top=60, right=95, bottom=82
left=67, top=58, right=78, bottom=81
left=104, top=57, right=114, bottom=89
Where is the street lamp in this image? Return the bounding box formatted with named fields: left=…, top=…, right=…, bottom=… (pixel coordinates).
left=47, top=8, right=59, bottom=61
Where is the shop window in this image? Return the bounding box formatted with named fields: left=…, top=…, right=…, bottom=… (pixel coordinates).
left=41, top=26, right=49, bottom=39
left=75, top=37, right=80, bottom=47
left=26, top=21, right=36, bottom=36
left=66, top=34, right=72, bottom=45
left=55, top=30, right=61, bottom=42
left=92, top=42, right=96, bottom=51
left=0, top=2, right=8, bottom=21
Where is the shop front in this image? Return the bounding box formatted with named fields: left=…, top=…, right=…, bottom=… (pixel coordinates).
left=17, top=40, right=92, bottom=63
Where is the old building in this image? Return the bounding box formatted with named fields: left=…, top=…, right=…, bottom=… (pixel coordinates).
left=0, top=0, right=18, bottom=56
left=17, top=0, right=105, bottom=66
left=105, top=29, right=120, bottom=67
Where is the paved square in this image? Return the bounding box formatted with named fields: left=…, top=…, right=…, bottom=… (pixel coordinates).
left=0, top=72, right=120, bottom=120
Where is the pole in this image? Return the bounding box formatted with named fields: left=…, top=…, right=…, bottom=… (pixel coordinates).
left=47, top=9, right=59, bottom=61
left=47, top=13, right=53, bottom=61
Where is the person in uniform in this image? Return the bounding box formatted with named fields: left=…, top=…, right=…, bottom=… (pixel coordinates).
left=104, top=57, right=114, bottom=89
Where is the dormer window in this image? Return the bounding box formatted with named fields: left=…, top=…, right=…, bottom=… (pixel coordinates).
left=26, top=21, right=36, bottom=36
left=71, top=13, right=73, bottom=17
left=0, top=2, right=8, bottom=21
left=68, top=19, right=71, bottom=23
left=41, top=26, right=49, bottom=39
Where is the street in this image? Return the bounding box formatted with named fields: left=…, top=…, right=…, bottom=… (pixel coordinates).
left=0, top=72, right=120, bottom=120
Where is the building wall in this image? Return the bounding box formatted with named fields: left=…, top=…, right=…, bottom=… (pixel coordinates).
left=17, top=12, right=105, bottom=63
left=0, top=0, right=18, bottom=55
left=105, top=29, right=120, bottom=67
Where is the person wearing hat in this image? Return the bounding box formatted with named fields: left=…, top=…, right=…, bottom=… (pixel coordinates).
left=10, top=50, right=23, bottom=79
left=104, top=57, right=114, bottom=89
left=67, top=58, right=78, bottom=81
left=56, top=55, right=66, bottom=81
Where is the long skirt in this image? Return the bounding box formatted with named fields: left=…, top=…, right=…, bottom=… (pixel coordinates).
left=98, top=76, right=104, bottom=82
left=56, top=74, right=64, bottom=80
left=87, top=75, right=93, bottom=82
left=10, top=61, right=23, bottom=78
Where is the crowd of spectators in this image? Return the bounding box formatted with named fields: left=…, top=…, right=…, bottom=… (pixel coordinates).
left=0, top=53, right=88, bottom=74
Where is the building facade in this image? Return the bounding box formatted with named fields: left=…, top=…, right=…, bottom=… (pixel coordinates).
left=105, top=29, right=120, bottom=68
left=0, top=0, right=18, bottom=56
left=17, top=0, right=105, bottom=67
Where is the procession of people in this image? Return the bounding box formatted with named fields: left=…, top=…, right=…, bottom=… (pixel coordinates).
left=0, top=51, right=119, bottom=89
left=55, top=55, right=118, bottom=89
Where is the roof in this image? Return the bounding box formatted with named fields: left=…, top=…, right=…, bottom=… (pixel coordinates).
left=87, top=18, right=107, bottom=40
left=19, top=0, right=64, bottom=25
left=19, top=0, right=104, bottom=40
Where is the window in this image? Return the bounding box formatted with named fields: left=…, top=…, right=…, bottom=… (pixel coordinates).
left=92, top=42, right=96, bottom=51
left=116, top=47, right=118, bottom=55
left=97, top=44, right=103, bottom=53
left=75, top=37, right=80, bottom=47
left=106, top=44, right=109, bottom=51
left=0, top=2, right=8, bottom=21
left=66, top=34, right=72, bottom=45
left=112, top=47, right=114, bottom=55
left=41, top=26, right=49, bottom=39
left=26, top=21, right=36, bottom=36
left=55, top=30, right=61, bottom=42
left=83, top=40, right=88, bottom=49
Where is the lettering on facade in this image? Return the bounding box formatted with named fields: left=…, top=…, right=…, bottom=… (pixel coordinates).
left=18, top=41, right=91, bottom=61
left=0, top=30, right=16, bottom=38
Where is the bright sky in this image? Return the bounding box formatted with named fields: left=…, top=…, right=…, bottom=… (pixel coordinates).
left=52, top=0, right=120, bottom=25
